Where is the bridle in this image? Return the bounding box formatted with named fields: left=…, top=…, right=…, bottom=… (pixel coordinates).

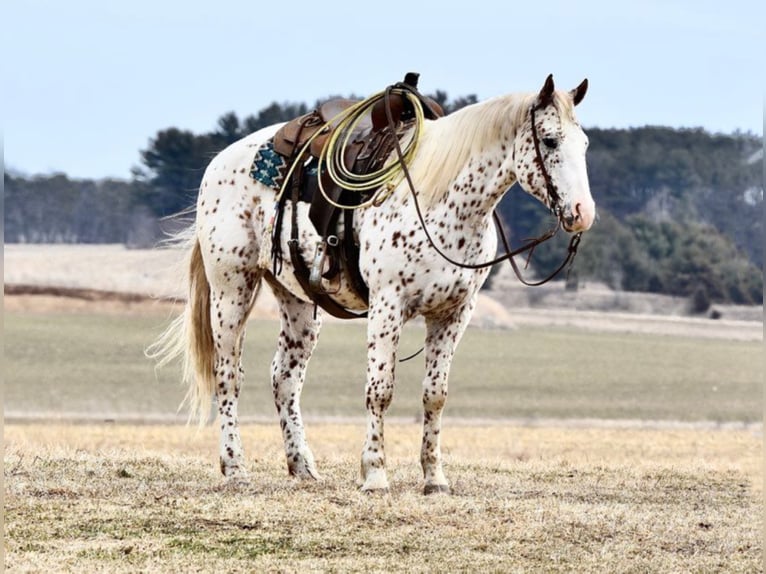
left=384, top=84, right=582, bottom=286
left=529, top=100, right=562, bottom=211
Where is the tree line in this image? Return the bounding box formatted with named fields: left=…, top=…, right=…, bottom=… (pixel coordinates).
left=4, top=92, right=762, bottom=305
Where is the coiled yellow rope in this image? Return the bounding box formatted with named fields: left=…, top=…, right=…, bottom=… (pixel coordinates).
left=276, top=88, right=425, bottom=210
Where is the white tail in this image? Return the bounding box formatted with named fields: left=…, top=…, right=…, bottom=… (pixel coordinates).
left=146, top=237, right=216, bottom=425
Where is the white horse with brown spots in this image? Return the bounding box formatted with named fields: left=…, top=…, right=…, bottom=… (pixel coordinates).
left=149, top=75, right=595, bottom=494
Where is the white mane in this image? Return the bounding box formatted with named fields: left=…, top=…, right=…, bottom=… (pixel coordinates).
left=403, top=90, right=576, bottom=208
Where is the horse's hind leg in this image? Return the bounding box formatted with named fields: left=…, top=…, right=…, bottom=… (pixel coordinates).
left=265, top=275, right=322, bottom=479
left=209, top=266, right=263, bottom=480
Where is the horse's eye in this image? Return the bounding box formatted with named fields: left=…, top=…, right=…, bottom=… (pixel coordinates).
left=542, top=137, right=558, bottom=150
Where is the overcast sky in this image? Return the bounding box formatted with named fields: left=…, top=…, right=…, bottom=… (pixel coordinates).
left=3, top=0, right=763, bottom=179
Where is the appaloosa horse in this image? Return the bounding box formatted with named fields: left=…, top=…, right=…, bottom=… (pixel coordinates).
left=149, top=74, right=595, bottom=493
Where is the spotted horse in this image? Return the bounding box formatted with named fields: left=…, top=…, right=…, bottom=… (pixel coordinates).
left=148, top=74, right=595, bottom=494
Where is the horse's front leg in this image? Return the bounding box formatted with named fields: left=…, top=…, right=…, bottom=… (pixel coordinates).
left=421, top=299, right=476, bottom=494
left=360, top=300, right=403, bottom=493
left=267, top=277, right=322, bottom=480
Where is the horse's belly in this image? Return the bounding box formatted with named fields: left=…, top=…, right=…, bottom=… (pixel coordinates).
left=271, top=264, right=368, bottom=312
left=272, top=202, right=368, bottom=312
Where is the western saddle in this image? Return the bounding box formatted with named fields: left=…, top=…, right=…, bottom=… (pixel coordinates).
left=269, top=73, right=444, bottom=319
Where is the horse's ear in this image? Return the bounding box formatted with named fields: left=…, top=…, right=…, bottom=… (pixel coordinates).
left=570, top=78, right=588, bottom=106
left=536, top=74, right=555, bottom=108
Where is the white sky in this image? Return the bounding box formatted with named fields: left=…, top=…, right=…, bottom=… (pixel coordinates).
left=2, top=0, right=763, bottom=179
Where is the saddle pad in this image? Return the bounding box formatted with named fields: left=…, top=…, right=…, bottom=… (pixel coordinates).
left=249, top=139, right=288, bottom=192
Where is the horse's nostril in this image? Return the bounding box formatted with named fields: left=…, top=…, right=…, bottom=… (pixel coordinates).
left=574, top=203, right=582, bottom=221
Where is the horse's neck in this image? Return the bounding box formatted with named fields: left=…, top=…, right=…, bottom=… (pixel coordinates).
left=410, top=94, right=527, bottom=223
left=430, top=142, right=517, bottom=226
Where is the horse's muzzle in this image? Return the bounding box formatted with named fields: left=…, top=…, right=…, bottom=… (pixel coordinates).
left=561, top=201, right=595, bottom=232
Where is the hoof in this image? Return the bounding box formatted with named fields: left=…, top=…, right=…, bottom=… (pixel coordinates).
left=220, top=465, right=249, bottom=481
left=423, top=484, right=450, bottom=495
left=289, top=468, right=322, bottom=481
left=287, top=451, right=320, bottom=481
left=223, top=475, right=251, bottom=488
left=288, top=471, right=322, bottom=482
left=359, top=467, right=390, bottom=493
left=361, top=486, right=390, bottom=495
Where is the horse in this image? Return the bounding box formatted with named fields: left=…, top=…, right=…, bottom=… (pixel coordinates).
left=148, top=74, right=595, bottom=494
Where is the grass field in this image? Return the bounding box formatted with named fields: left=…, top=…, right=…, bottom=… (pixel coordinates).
left=3, top=423, right=762, bottom=573
left=4, top=308, right=764, bottom=572
left=3, top=311, right=763, bottom=423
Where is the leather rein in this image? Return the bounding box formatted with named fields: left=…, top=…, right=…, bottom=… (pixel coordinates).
left=384, top=84, right=582, bottom=286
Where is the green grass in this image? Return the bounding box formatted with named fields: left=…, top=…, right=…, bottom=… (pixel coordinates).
left=3, top=311, right=762, bottom=422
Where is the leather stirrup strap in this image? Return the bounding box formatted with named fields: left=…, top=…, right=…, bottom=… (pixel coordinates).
left=342, top=198, right=370, bottom=303
left=287, top=179, right=367, bottom=320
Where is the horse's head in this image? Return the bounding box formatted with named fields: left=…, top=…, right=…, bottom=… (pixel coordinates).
left=513, top=74, right=595, bottom=233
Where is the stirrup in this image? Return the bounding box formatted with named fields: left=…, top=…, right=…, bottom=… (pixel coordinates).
left=309, top=236, right=340, bottom=294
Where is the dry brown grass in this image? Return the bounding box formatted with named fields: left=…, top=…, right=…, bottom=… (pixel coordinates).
left=4, top=422, right=762, bottom=573
left=4, top=244, right=764, bottom=571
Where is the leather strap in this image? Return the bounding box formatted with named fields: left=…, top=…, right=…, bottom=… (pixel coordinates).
left=342, top=194, right=370, bottom=302
left=529, top=103, right=561, bottom=209
left=288, top=176, right=367, bottom=319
